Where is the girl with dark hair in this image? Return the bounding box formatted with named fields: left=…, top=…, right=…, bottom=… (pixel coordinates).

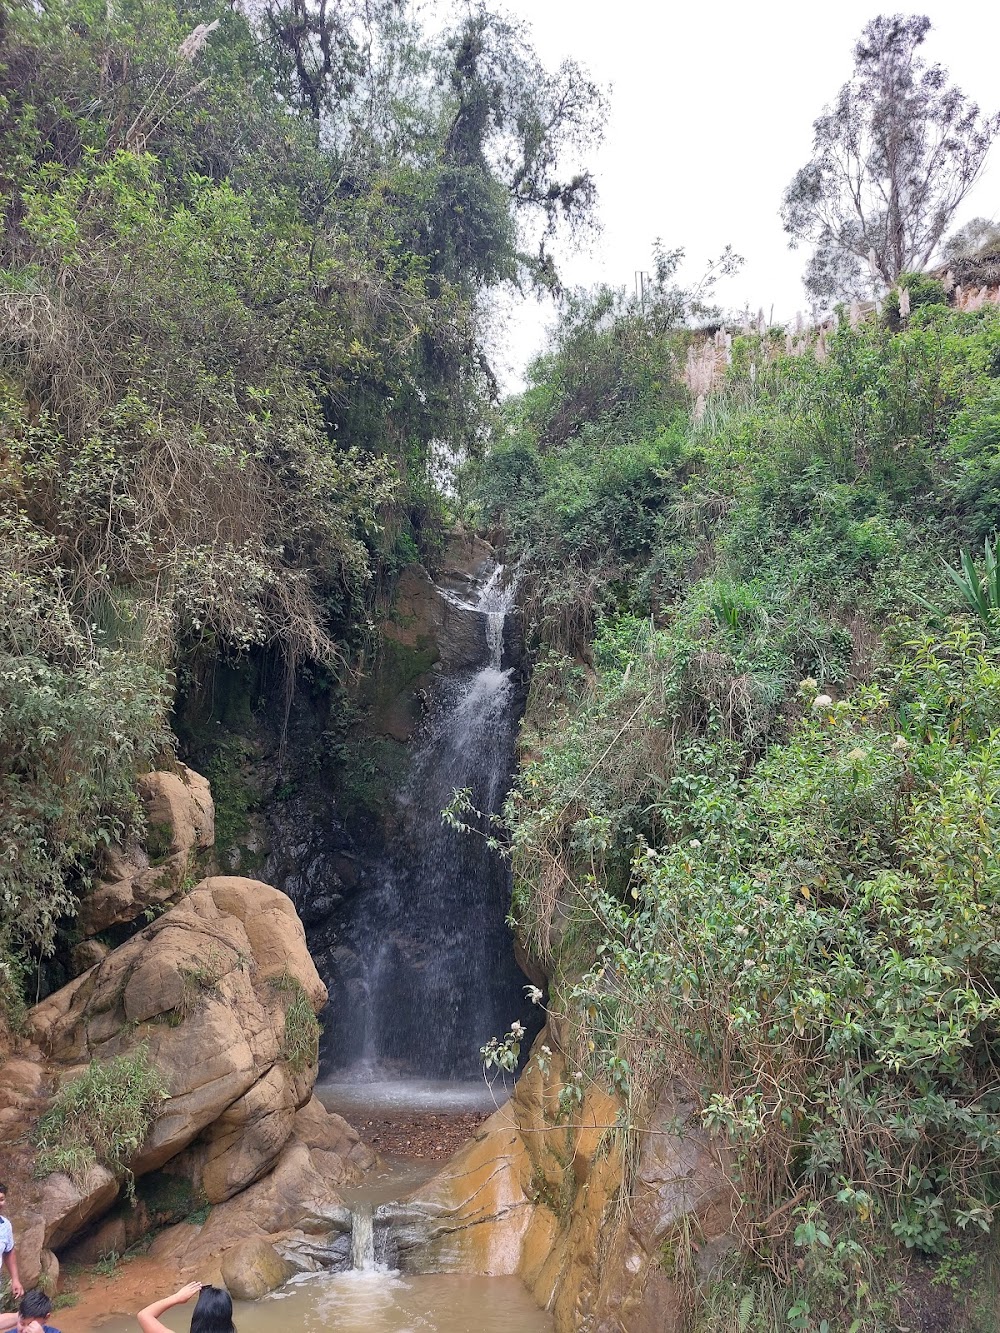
left=138, top=1283, right=235, bottom=1333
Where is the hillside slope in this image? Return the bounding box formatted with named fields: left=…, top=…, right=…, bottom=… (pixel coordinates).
left=478, top=292, right=1000, bottom=1330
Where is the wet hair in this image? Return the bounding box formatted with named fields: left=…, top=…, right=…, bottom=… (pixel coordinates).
left=19, top=1291, right=53, bottom=1320
left=190, top=1286, right=235, bottom=1333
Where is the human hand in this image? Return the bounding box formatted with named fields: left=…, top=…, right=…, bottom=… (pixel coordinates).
left=11, top=1281, right=24, bottom=1301
left=174, top=1282, right=203, bottom=1303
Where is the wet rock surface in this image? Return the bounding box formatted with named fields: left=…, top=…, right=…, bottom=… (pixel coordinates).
left=386, top=1030, right=735, bottom=1333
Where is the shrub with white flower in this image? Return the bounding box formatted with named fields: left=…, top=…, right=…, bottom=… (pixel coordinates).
left=481, top=1020, right=526, bottom=1073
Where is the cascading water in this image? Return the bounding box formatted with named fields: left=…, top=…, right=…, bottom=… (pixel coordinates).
left=350, top=1203, right=376, bottom=1271
left=322, top=564, right=534, bottom=1087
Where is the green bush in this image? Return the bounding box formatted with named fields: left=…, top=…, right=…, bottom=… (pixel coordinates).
left=883, top=271, right=949, bottom=329
left=0, top=504, right=170, bottom=971
left=492, top=295, right=1000, bottom=1324
left=271, top=974, right=321, bottom=1073
left=34, top=1046, right=167, bottom=1194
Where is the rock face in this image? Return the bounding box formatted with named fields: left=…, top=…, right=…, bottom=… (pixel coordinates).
left=6, top=872, right=370, bottom=1290
left=369, top=559, right=491, bottom=743
left=76, top=765, right=215, bottom=942
left=395, top=1032, right=734, bottom=1333
left=161, top=1137, right=352, bottom=1270
left=31, top=876, right=325, bottom=1182
left=221, top=1237, right=294, bottom=1299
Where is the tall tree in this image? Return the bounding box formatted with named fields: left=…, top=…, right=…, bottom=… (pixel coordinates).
left=781, top=14, right=999, bottom=302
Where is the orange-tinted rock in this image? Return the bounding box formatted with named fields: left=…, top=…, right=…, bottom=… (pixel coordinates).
left=403, top=1030, right=734, bottom=1333
left=28, top=877, right=328, bottom=1207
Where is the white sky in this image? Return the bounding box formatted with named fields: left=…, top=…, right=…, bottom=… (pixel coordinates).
left=490, top=0, right=1000, bottom=389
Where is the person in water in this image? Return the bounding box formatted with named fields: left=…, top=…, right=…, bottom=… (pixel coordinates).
left=138, top=1283, right=235, bottom=1333
left=0, top=1288, right=62, bottom=1333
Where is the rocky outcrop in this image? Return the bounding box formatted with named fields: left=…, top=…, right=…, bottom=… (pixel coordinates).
left=293, top=1094, right=376, bottom=1178
left=0, top=1057, right=46, bottom=1143
left=156, top=1136, right=352, bottom=1271
left=36, top=1167, right=121, bottom=1250
left=366, top=535, right=505, bottom=745
left=394, top=1032, right=735, bottom=1333
left=31, top=877, right=325, bottom=1177
left=75, top=765, right=214, bottom=944
left=5, top=872, right=371, bottom=1291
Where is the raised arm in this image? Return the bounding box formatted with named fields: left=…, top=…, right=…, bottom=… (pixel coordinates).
left=137, top=1283, right=203, bottom=1333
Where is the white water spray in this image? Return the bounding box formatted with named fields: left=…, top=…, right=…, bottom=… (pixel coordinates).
left=351, top=1202, right=376, bottom=1271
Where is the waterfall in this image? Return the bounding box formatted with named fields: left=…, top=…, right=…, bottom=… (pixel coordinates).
left=323, top=562, right=534, bottom=1081
left=350, top=1203, right=375, bottom=1271
left=477, top=565, right=515, bottom=670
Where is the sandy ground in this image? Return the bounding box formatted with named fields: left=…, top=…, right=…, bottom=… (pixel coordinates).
left=353, top=1109, right=489, bottom=1160
left=54, top=1255, right=184, bottom=1333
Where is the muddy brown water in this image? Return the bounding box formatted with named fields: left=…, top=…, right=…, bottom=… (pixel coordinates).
left=91, top=1271, right=553, bottom=1332
left=76, top=1152, right=552, bottom=1333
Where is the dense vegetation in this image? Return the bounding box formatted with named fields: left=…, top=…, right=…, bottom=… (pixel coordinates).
left=0, top=0, right=602, bottom=1017
left=5, top=0, right=1000, bottom=1323
left=477, top=288, right=1000, bottom=1327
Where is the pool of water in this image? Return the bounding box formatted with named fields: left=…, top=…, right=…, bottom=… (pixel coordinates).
left=94, top=1270, right=552, bottom=1333
left=338, top=1153, right=438, bottom=1207
left=316, top=1075, right=510, bottom=1117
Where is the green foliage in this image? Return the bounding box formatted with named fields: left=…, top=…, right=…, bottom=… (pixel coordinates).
left=946, top=390, right=1000, bottom=537
left=34, top=1046, right=167, bottom=1196
left=939, top=538, right=1000, bottom=631
left=272, top=974, right=321, bottom=1072
left=494, top=292, right=1000, bottom=1325
left=0, top=501, right=170, bottom=969
left=0, top=0, right=602, bottom=1017
left=882, top=272, right=949, bottom=328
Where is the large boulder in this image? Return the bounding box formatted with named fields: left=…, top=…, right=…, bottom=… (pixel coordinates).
left=76, top=765, right=215, bottom=940
left=4, top=1167, right=118, bottom=1287
left=29, top=877, right=326, bottom=1193
left=0, top=1058, right=48, bottom=1146
left=221, top=1237, right=294, bottom=1299
left=293, top=1095, right=376, bottom=1177
left=165, top=1139, right=352, bottom=1271
left=11, top=791, right=375, bottom=1283
left=37, top=1166, right=120, bottom=1250
left=167, top=1063, right=305, bottom=1204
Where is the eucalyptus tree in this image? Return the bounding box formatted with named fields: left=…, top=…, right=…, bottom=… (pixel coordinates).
left=781, top=14, right=999, bottom=302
